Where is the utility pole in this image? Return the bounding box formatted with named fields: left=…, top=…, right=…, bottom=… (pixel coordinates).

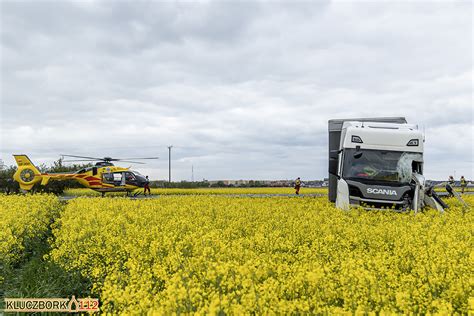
left=192, top=164, right=194, bottom=182
left=168, top=146, right=173, bottom=183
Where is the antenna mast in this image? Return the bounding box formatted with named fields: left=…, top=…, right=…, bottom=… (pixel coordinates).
left=168, top=146, right=173, bottom=183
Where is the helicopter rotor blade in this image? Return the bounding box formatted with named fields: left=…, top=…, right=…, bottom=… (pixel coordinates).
left=60, top=155, right=158, bottom=164
left=115, top=160, right=146, bottom=164
left=61, top=154, right=103, bottom=160
left=62, top=159, right=98, bottom=162
left=112, top=157, right=159, bottom=160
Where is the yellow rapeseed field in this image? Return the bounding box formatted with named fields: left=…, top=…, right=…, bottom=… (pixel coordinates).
left=0, top=194, right=60, bottom=285
left=0, top=194, right=59, bottom=266
left=49, top=195, right=473, bottom=314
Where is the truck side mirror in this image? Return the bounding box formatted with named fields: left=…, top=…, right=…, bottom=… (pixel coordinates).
left=353, top=146, right=363, bottom=159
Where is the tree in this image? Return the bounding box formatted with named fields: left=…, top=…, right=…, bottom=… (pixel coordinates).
left=0, top=166, right=20, bottom=194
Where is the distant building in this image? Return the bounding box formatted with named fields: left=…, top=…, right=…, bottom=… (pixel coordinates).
left=207, top=180, right=330, bottom=187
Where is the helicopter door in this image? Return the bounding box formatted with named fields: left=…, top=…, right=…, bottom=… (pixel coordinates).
left=103, top=172, right=126, bottom=186
left=112, top=173, right=125, bottom=186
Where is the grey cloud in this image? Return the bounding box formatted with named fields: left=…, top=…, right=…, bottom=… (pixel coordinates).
left=1, top=1, right=472, bottom=180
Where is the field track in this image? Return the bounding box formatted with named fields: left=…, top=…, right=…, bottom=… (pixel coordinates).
left=59, top=192, right=326, bottom=201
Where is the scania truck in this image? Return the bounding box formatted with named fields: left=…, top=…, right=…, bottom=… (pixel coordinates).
left=328, top=117, right=446, bottom=212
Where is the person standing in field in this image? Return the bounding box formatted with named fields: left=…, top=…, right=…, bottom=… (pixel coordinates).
left=448, top=175, right=455, bottom=186
left=295, top=177, right=301, bottom=195
left=460, top=176, right=467, bottom=194
left=144, top=176, right=151, bottom=195
left=447, top=175, right=455, bottom=197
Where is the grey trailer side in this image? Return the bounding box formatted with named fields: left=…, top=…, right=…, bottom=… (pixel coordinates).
left=327, top=117, right=407, bottom=202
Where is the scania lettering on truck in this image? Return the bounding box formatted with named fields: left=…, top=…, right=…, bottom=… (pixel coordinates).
left=328, top=117, right=444, bottom=212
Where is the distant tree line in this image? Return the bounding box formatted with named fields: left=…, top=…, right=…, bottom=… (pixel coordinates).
left=151, top=180, right=268, bottom=188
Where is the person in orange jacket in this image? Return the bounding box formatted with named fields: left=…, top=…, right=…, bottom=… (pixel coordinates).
left=144, top=176, right=151, bottom=195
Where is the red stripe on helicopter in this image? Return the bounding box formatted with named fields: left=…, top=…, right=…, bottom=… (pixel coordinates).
left=85, top=176, right=100, bottom=181
left=88, top=182, right=102, bottom=186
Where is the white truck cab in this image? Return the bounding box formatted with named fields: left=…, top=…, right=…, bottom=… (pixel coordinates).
left=328, top=117, right=443, bottom=212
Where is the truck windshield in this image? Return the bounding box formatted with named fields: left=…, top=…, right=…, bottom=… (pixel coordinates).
left=343, top=149, right=422, bottom=183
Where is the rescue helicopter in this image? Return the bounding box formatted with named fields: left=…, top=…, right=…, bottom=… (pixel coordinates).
left=13, top=154, right=158, bottom=196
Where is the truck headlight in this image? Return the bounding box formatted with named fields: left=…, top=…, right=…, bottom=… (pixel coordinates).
left=407, top=139, right=419, bottom=146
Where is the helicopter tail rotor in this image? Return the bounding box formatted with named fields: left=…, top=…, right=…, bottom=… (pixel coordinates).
left=12, top=155, right=43, bottom=190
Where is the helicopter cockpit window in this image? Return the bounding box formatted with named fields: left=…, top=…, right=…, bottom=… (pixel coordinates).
left=125, top=172, right=136, bottom=181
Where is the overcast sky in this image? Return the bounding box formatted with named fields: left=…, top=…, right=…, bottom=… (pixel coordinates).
left=0, top=1, right=472, bottom=181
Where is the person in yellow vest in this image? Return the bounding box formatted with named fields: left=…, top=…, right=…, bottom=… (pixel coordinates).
left=295, top=177, right=301, bottom=195
left=460, top=176, right=467, bottom=194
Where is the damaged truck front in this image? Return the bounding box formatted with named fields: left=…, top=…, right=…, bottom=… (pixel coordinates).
left=328, top=117, right=446, bottom=212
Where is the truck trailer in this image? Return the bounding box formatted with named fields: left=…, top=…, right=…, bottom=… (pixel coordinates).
left=328, top=117, right=446, bottom=212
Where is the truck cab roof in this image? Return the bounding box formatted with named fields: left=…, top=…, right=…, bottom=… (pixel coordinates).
left=341, top=121, right=423, bottom=153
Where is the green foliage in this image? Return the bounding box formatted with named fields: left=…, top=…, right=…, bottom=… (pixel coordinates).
left=0, top=166, right=20, bottom=194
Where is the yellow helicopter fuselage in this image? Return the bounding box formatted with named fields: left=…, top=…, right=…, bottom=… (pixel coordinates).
left=13, top=155, right=147, bottom=193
